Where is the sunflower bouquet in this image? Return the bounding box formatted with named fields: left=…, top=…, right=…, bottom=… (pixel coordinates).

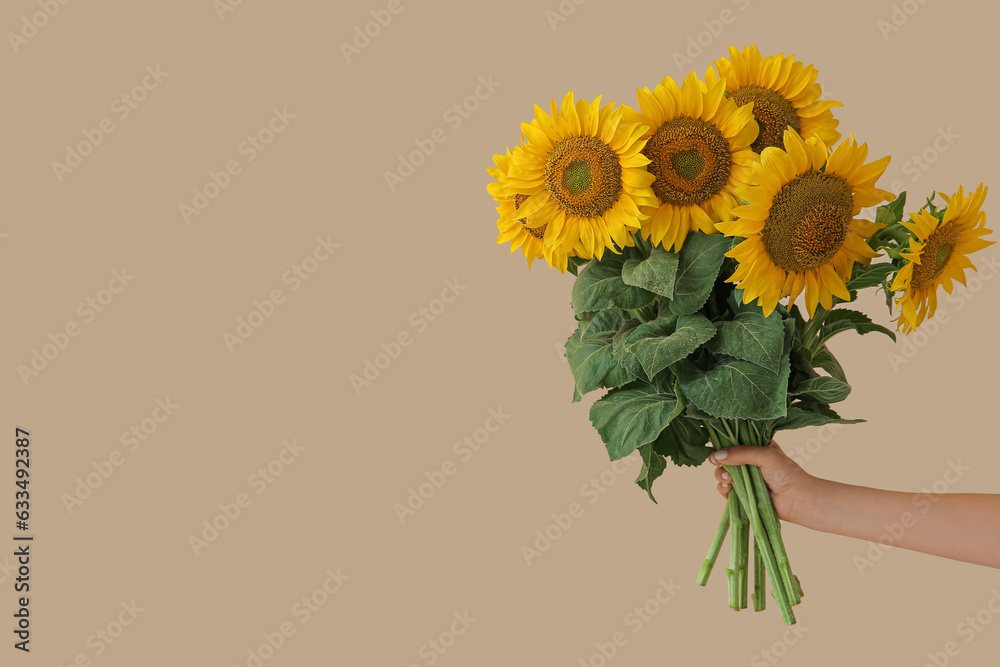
left=487, top=45, right=994, bottom=625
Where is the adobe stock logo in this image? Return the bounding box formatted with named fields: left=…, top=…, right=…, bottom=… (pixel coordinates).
left=7, top=0, right=75, bottom=55
left=17, top=268, right=135, bottom=387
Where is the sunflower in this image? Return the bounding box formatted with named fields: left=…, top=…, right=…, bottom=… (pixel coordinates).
left=890, top=184, right=994, bottom=333
left=488, top=147, right=582, bottom=272
left=706, top=45, right=842, bottom=154
left=501, top=91, right=658, bottom=260
left=719, top=127, right=893, bottom=317
left=622, top=70, right=759, bottom=252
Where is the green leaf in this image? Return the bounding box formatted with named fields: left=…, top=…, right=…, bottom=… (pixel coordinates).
left=810, top=344, right=847, bottom=383
left=782, top=317, right=798, bottom=358
left=817, top=309, right=896, bottom=347
left=621, top=247, right=680, bottom=298
left=706, top=310, right=785, bottom=372
left=674, top=354, right=790, bottom=420
left=876, top=192, right=907, bottom=226
left=572, top=258, right=623, bottom=315
left=726, top=287, right=766, bottom=316
left=635, top=443, right=668, bottom=503
left=772, top=404, right=864, bottom=432
left=669, top=232, right=734, bottom=316
left=572, top=253, right=656, bottom=316
left=652, top=417, right=713, bottom=467
left=846, top=263, right=896, bottom=291
left=790, top=376, right=852, bottom=404
left=565, top=310, right=632, bottom=401
left=625, top=313, right=716, bottom=380
left=589, top=381, right=684, bottom=460
left=576, top=308, right=624, bottom=339
left=566, top=256, right=590, bottom=277
left=602, top=357, right=638, bottom=391
left=612, top=318, right=647, bottom=381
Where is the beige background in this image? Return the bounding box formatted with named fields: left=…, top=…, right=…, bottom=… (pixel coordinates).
left=2, top=0, right=999, bottom=664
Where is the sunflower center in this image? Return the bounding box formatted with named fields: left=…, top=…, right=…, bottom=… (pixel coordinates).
left=643, top=116, right=731, bottom=207
left=514, top=193, right=547, bottom=240
left=672, top=148, right=705, bottom=180
left=760, top=170, right=854, bottom=274
left=911, top=223, right=959, bottom=289
left=544, top=136, right=622, bottom=217
left=729, top=84, right=801, bottom=153
left=562, top=160, right=592, bottom=195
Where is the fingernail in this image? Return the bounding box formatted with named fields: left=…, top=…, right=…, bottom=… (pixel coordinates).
left=714, top=450, right=728, bottom=461
left=722, top=471, right=729, bottom=480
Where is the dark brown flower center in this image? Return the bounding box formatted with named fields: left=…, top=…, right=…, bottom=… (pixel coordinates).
left=729, top=84, right=801, bottom=153
left=761, top=171, right=854, bottom=273
left=911, top=222, right=959, bottom=289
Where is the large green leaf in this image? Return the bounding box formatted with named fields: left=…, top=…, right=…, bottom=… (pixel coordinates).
left=576, top=308, right=623, bottom=339
left=635, top=443, right=668, bottom=503
left=612, top=318, right=647, bottom=381
left=621, top=247, right=679, bottom=298
left=791, top=376, right=852, bottom=404
left=589, top=381, right=684, bottom=460
left=669, top=233, right=734, bottom=316
left=674, top=355, right=790, bottom=420
left=626, top=313, right=716, bottom=379
left=772, top=404, right=864, bottom=432
left=817, top=309, right=896, bottom=347
left=572, top=253, right=655, bottom=316
left=706, top=310, right=785, bottom=372
left=652, top=417, right=713, bottom=467
left=565, top=310, right=631, bottom=401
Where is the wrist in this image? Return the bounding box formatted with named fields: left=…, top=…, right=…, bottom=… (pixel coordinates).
left=788, top=473, right=833, bottom=529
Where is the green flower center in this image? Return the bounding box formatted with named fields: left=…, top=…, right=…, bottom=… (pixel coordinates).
left=562, top=160, right=592, bottom=195
left=671, top=148, right=706, bottom=181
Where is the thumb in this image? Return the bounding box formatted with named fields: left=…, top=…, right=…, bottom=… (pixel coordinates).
left=708, top=445, right=778, bottom=468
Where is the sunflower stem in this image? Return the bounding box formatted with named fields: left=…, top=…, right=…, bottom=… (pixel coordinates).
left=752, top=534, right=766, bottom=611
left=802, top=307, right=828, bottom=351
left=735, top=490, right=750, bottom=609
left=697, top=497, right=731, bottom=586
left=733, top=462, right=796, bottom=624
left=704, top=421, right=797, bottom=625
left=728, top=492, right=739, bottom=609
left=748, top=464, right=801, bottom=606
left=744, top=421, right=801, bottom=606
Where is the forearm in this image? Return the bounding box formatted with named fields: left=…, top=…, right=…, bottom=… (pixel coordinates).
left=792, top=476, right=1000, bottom=568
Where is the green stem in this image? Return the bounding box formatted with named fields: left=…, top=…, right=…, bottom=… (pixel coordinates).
left=744, top=422, right=800, bottom=606
left=727, top=492, right=739, bottom=610
left=704, top=421, right=796, bottom=625
left=802, top=308, right=828, bottom=351
left=697, top=498, right=731, bottom=586
left=733, top=463, right=795, bottom=624
left=735, top=493, right=749, bottom=609
left=752, top=534, right=766, bottom=612
left=748, top=465, right=800, bottom=606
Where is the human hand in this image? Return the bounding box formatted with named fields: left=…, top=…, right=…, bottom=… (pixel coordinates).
left=709, top=440, right=816, bottom=524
